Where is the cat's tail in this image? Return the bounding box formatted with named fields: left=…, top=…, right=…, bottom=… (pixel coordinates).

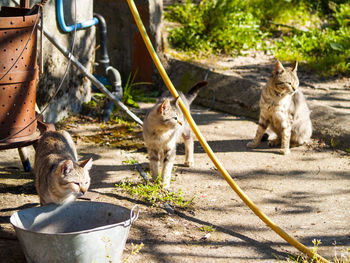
left=186, top=81, right=208, bottom=104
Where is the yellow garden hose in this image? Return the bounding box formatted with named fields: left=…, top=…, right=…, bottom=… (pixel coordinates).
left=126, top=0, right=329, bottom=261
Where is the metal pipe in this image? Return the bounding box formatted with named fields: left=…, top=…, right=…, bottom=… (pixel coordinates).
left=40, top=24, right=143, bottom=126
left=93, top=13, right=124, bottom=122
left=102, top=66, right=123, bottom=122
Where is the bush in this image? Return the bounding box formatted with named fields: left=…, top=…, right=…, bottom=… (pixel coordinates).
left=165, top=0, right=350, bottom=76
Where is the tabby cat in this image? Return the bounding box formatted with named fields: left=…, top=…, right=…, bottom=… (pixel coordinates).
left=143, top=81, right=208, bottom=189
left=247, top=61, right=312, bottom=155
left=34, top=130, right=93, bottom=205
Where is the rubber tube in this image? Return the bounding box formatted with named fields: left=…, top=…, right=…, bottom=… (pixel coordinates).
left=93, top=13, right=110, bottom=69
left=125, top=0, right=329, bottom=262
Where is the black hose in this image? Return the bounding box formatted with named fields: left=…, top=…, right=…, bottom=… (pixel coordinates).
left=94, top=13, right=124, bottom=121
left=93, top=13, right=110, bottom=70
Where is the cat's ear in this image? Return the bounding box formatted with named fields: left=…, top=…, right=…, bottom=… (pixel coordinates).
left=79, top=158, right=93, bottom=171
left=175, top=96, right=180, bottom=106
left=60, top=160, right=74, bottom=176
left=291, top=61, right=298, bottom=73
left=158, top=99, right=169, bottom=114
left=273, top=61, right=285, bottom=75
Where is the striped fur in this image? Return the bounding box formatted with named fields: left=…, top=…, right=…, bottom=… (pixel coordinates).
left=247, top=61, right=312, bottom=155
left=34, top=131, right=92, bottom=205
left=143, top=81, right=208, bottom=189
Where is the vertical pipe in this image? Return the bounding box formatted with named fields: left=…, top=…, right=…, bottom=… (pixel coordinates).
left=20, top=0, right=29, bottom=8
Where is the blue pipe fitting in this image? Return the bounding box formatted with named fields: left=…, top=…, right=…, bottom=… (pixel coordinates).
left=56, top=0, right=98, bottom=33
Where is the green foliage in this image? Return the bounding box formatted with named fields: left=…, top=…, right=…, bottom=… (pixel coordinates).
left=115, top=177, right=195, bottom=208
left=124, top=243, right=144, bottom=263
left=200, top=225, right=216, bottom=233
left=122, top=158, right=139, bottom=165
left=165, top=0, right=350, bottom=75
left=122, top=72, right=154, bottom=108
left=84, top=100, right=97, bottom=109
left=274, top=2, right=350, bottom=75
left=330, top=138, right=339, bottom=148
left=287, top=239, right=350, bottom=263
left=166, top=0, right=267, bottom=55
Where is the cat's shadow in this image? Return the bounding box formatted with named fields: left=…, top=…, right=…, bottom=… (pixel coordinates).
left=177, top=139, right=280, bottom=154
left=78, top=152, right=101, bottom=161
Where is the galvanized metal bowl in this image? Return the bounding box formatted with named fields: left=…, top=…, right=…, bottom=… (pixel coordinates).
left=10, top=201, right=139, bottom=263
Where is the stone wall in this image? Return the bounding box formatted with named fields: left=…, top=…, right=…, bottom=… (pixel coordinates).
left=165, top=55, right=262, bottom=119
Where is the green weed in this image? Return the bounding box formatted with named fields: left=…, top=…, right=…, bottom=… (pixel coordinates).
left=115, top=177, right=195, bottom=209
left=286, top=239, right=350, bottom=263
left=165, top=0, right=266, bottom=55
left=122, top=72, right=154, bottom=108
left=200, top=225, right=216, bottom=233
left=330, top=138, right=339, bottom=148
left=124, top=243, right=144, bottom=263
left=122, top=158, right=139, bottom=165
left=165, top=0, right=350, bottom=76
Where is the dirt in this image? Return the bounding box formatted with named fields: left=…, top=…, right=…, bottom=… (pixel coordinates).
left=0, top=97, right=350, bottom=262
left=1, top=11, right=350, bottom=260
left=1, top=1, right=349, bottom=261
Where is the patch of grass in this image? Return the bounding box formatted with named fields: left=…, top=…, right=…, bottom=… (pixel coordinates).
left=199, top=225, right=216, bottom=233
left=165, top=0, right=350, bottom=76
left=286, top=239, right=350, bottom=263
left=122, top=72, right=155, bottom=108
left=122, top=158, right=139, bottom=165
left=330, top=138, right=339, bottom=148
left=124, top=243, right=144, bottom=263
left=115, top=177, right=195, bottom=209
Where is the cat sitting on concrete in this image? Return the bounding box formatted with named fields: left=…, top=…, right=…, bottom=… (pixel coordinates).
left=34, top=130, right=93, bottom=205
left=143, top=81, right=208, bottom=189
left=247, top=61, right=312, bottom=155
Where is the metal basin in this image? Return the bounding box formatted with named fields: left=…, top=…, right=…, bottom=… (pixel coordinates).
left=10, top=201, right=139, bottom=263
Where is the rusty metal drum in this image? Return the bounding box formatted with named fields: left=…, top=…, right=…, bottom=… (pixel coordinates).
left=0, top=7, right=39, bottom=142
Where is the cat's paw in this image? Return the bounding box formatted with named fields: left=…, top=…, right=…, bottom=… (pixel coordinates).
left=184, top=161, right=193, bottom=167
left=280, top=148, right=291, bottom=155
left=163, top=184, right=170, bottom=190
left=268, top=139, right=281, bottom=147
left=247, top=141, right=258, bottom=148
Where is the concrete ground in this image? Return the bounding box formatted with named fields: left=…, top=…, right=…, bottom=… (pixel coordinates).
left=0, top=99, right=349, bottom=262
left=1, top=39, right=350, bottom=262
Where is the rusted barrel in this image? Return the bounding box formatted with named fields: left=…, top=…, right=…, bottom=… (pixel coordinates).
left=0, top=7, right=39, bottom=141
